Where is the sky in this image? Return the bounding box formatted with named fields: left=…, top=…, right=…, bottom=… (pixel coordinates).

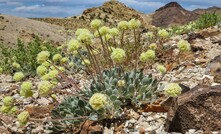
left=0, top=0, right=221, bottom=18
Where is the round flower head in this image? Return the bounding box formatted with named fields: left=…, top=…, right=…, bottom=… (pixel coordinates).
left=3, top=96, right=14, bottom=106
left=37, top=51, right=50, bottom=64
left=20, top=81, right=33, bottom=98
left=38, top=81, right=53, bottom=96
left=118, top=80, right=125, bottom=87
left=52, top=54, right=62, bottom=63
left=145, top=50, right=156, bottom=60
left=149, top=43, right=157, bottom=50
left=0, top=105, right=11, bottom=113
left=13, top=72, right=25, bottom=82
left=111, top=48, right=126, bottom=64
left=177, top=40, right=191, bottom=52
left=128, top=19, right=141, bottom=29
left=17, top=111, right=30, bottom=126
left=156, top=65, right=166, bottom=74
left=9, top=106, right=18, bottom=114
left=82, top=59, right=90, bottom=66
left=99, top=26, right=110, bottom=36
left=67, top=39, right=80, bottom=52
left=158, top=29, right=169, bottom=38
left=90, top=19, right=102, bottom=29
left=36, top=65, right=47, bottom=76
left=164, top=83, right=182, bottom=97
left=109, top=28, right=119, bottom=36
left=0, top=67, right=3, bottom=74
left=41, top=61, right=51, bottom=68
left=60, top=57, right=68, bottom=64
left=77, top=32, right=93, bottom=45
left=146, top=32, right=154, bottom=39
left=12, top=62, right=21, bottom=69
left=140, top=50, right=155, bottom=62
left=89, top=93, right=108, bottom=110
left=75, top=28, right=91, bottom=36
left=139, top=52, right=149, bottom=62
left=48, top=70, right=59, bottom=79
left=118, top=21, right=129, bottom=30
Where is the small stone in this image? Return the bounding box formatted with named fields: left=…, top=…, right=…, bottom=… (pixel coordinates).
left=139, top=127, right=145, bottom=134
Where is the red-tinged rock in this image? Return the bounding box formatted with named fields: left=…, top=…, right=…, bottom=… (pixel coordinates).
left=165, top=85, right=221, bottom=133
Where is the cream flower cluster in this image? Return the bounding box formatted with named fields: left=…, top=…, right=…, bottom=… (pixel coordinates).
left=17, top=111, right=30, bottom=126
left=13, top=72, right=25, bottom=82
left=139, top=50, right=156, bottom=62
left=158, top=29, right=169, bottom=38
left=38, top=81, right=53, bottom=96
left=118, top=21, right=129, bottom=30
left=67, top=39, right=80, bottom=52
left=128, top=19, right=141, bottom=29
left=89, top=93, right=109, bottom=110
left=111, top=48, right=126, bottom=63
left=90, top=19, right=103, bottom=29
left=164, top=83, right=182, bottom=97
left=20, top=81, right=33, bottom=98
left=156, top=65, right=166, bottom=74
left=37, top=51, right=50, bottom=64
left=177, top=40, right=191, bottom=51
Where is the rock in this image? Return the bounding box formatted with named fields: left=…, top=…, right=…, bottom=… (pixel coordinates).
left=207, top=48, right=221, bottom=60
left=165, top=85, right=221, bottom=133
left=200, top=28, right=220, bottom=38
left=187, top=32, right=204, bottom=43
left=206, top=55, right=221, bottom=83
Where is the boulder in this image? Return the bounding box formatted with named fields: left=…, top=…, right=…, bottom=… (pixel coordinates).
left=165, top=85, right=221, bottom=133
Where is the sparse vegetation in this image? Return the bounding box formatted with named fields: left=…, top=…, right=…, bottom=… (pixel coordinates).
left=0, top=37, right=59, bottom=75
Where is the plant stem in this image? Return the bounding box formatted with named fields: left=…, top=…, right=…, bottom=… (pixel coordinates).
left=77, top=50, right=96, bottom=82
left=120, top=30, right=125, bottom=48
left=97, top=28, right=109, bottom=66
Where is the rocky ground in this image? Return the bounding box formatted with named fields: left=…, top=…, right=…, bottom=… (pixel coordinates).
left=0, top=25, right=220, bottom=133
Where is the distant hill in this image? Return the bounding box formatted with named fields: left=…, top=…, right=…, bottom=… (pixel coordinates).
left=32, top=0, right=151, bottom=29
left=193, top=6, right=221, bottom=15
left=0, top=14, right=65, bottom=46
left=151, top=2, right=199, bottom=27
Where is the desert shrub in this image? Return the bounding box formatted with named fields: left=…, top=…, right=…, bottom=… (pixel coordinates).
left=0, top=37, right=59, bottom=75
left=194, top=12, right=221, bottom=29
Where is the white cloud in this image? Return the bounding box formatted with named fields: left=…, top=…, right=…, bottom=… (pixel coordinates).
left=14, top=5, right=41, bottom=12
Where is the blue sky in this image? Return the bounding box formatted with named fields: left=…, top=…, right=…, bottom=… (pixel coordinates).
left=0, top=0, right=221, bottom=18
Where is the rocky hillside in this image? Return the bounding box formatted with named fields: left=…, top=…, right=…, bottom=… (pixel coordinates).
left=193, top=6, right=221, bottom=15
left=151, top=2, right=199, bottom=27
left=32, top=0, right=151, bottom=29
left=0, top=14, right=66, bottom=47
